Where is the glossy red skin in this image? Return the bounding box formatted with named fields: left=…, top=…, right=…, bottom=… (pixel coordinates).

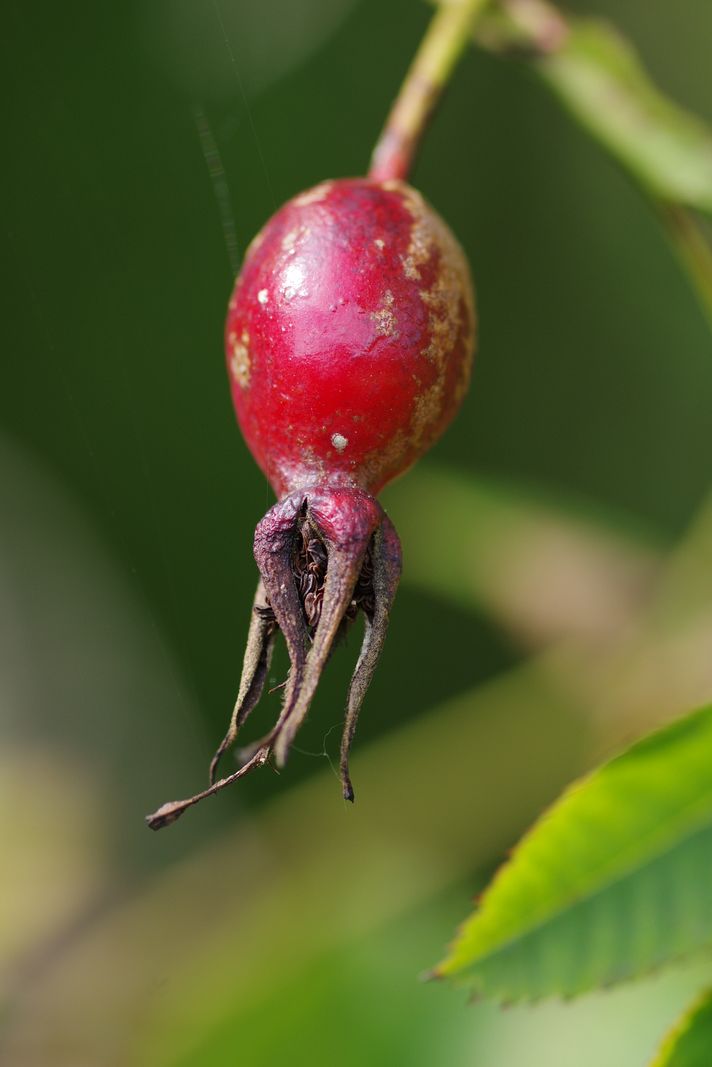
left=226, top=177, right=475, bottom=499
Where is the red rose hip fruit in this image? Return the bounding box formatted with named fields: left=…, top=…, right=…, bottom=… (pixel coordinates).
left=227, top=178, right=474, bottom=497
left=147, top=177, right=475, bottom=829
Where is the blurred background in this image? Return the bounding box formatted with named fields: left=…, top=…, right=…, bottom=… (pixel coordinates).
left=3, top=1, right=712, bottom=1064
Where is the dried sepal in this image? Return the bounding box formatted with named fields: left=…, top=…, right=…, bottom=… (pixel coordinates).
left=208, top=579, right=277, bottom=785
left=145, top=745, right=271, bottom=831
left=340, top=516, right=401, bottom=801
left=145, top=487, right=401, bottom=829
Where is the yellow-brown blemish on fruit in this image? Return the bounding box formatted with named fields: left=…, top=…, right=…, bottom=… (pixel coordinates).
left=381, top=181, right=443, bottom=286
left=417, top=208, right=475, bottom=380
left=279, top=444, right=364, bottom=494
left=229, top=329, right=251, bottom=389
left=359, top=381, right=443, bottom=487
left=401, top=254, right=420, bottom=281
left=246, top=229, right=265, bottom=259
left=293, top=181, right=334, bottom=207
left=420, top=286, right=459, bottom=366
left=370, top=289, right=398, bottom=338
left=282, top=226, right=310, bottom=254
left=380, top=179, right=406, bottom=193
left=399, top=185, right=440, bottom=284
left=359, top=427, right=409, bottom=490
left=399, top=187, right=476, bottom=446
left=410, top=376, right=446, bottom=449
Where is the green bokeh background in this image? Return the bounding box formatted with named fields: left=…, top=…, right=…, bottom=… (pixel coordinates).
left=2, top=2, right=712, bottom=1064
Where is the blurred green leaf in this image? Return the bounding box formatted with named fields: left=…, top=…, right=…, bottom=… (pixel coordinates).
left=471, top=4, right=712, bottom=215
left=1, top=663, right=587, bottom=1066
left=468, top=2, right=712, bottom=327
left=650, top=989, right=712, bottom=1067
left=436, top=702, right=712, bottom=1000
left=536, top=20, right=712, bottom=213
left=385, top=464, right=660, bottom=645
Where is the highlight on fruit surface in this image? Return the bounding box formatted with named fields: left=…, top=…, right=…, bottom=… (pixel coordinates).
left=146, top=177, right=475, bottom=830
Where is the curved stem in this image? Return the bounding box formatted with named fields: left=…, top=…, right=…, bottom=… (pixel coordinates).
left=474, top=0, right=712, bottom=336
left=659, top=206, right=712, bottom=332
left=146, top=746, right=271, bottom=830
left=369, top=0, right=489, bottom=183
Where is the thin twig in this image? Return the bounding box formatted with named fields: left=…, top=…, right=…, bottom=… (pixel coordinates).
left=659, top=205, right=712, bottom=331
left=472, top=0, right=712, bottom=335
left=369, top=0, right=490, bottom=183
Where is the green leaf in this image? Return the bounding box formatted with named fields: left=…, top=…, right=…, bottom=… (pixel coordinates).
left=436, top=703, right=712, bottom=1001
left=538, top=21, right=712, bottom=212
left=536, top=20, right=712, bottom=213
left=385, top=464, right=660, bottom=643
left=468, top=3, right=712, bottom=327
left=470, top=3, right=712, bottom=217
left=650, top=989, right=712, bottom=1067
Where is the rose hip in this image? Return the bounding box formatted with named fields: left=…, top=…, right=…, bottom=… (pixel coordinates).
left=147, top=176, right=475, bottom=829
left=227, top=178, right=474, bottom=497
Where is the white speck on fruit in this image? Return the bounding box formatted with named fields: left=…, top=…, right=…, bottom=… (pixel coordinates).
left=257, top=289, right=269, bottom=305
left=282, top=260, right=306, bottom=301
left=331, top=433, right=348, bottom=452
left=374, top=238, right=385, bottom=250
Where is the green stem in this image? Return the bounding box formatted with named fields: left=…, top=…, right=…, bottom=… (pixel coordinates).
left=473, top=0, right=712, bottom=334
left=499, top=0, right=568, bottom=52
left=659, top=206, right=712, bottom=329
left=369, top=0, right=490, bottom=183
